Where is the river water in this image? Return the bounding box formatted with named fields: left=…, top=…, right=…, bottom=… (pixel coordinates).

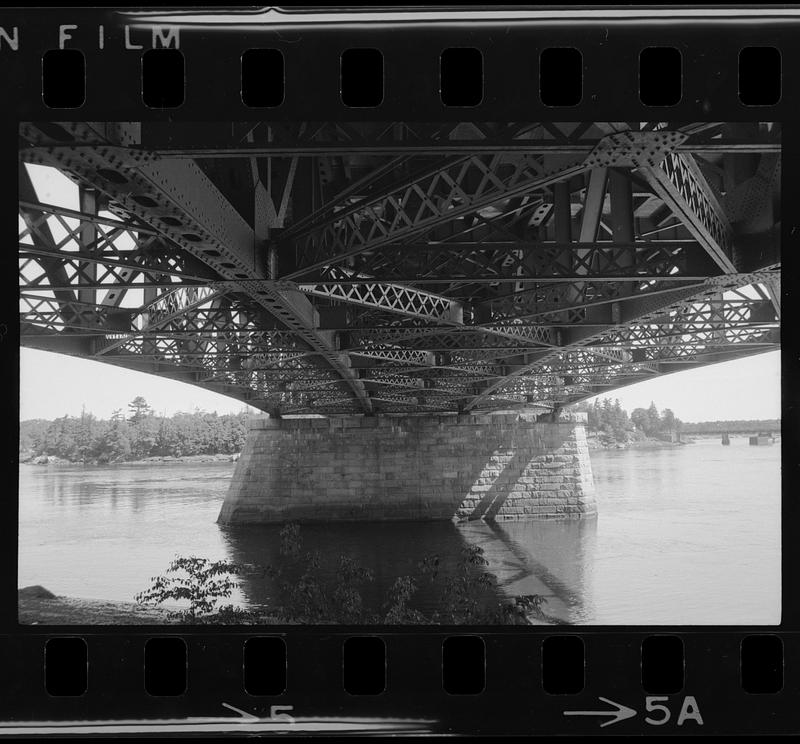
left=18, top=437, right=781, bottom=624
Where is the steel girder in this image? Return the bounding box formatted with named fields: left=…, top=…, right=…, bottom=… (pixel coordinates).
left=132, top=121, right=781, bottom=157
left=281, top=152, right=592, bottom=279
left=20, top=121, right=372, bottom=414
left=19, top=121, right=780, bottom=416
left=640, top=151, right=736, bottom=272
left=464, top=270, right=779, bottom=411
left=293, top=268, right=464, bottom=324
left=297, top=240, right=719, bottom=285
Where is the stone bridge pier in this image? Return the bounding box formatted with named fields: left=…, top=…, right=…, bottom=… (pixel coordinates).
left=217, top=411, right=596, bottom=524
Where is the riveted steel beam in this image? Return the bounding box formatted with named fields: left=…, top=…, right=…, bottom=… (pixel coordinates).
left=142, top=140, right=781, bottom=158
left=640, top=151, right=737, bottom=273
left=464, top=269, right=779, bottom=411
left=129, top=119, right=778, bottom=157
left=19, top=121, right=780, bottom=417
left=307, top=240, right=717, bottom=284
left=20, top=122, right=372, bottom=414
left=293, top=268, right=464, bottom=324
left=281, top=152, right=594, bottom=280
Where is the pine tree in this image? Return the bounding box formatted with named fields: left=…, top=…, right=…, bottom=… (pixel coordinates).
left=646, top=401, right=660, bottom=435
left=127, top=396, right=152, bottom=423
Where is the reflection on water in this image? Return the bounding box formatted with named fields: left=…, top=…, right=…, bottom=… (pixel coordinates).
left=219, top=521, right=495, bottom=615
left=18, top=437, right=780, bottom=624
left=456, top=519, right=598, bottom=623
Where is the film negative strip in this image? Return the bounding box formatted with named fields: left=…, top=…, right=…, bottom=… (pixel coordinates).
left=2, top=5, right=797, bottom=737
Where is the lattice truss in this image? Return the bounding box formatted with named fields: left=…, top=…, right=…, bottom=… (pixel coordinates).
left=19, top=121, right=780, bottom=415
left=18, top=203, right=345, bottom=412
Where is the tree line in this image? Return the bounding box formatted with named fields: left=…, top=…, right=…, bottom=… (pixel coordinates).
left=20, top=396, right=249, bottom=463
left=569, top=398, right=682, bottom=446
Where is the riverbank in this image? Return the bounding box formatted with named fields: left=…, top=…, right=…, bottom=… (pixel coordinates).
left=585, top=434, right=685, bottom=451
left=19, top=592, right=176, bottom=625
left=18, top=586, right=276, bottom=625
left=23, top=441, right=686, bottom=460
left=21, top=452, right=240, bottom=466
left=18, top=587, right=552, bottom=626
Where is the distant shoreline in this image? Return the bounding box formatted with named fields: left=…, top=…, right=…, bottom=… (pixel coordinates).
left=585, top=435, right=684, bottom=451
left=20, top=452, right=240, bottom=466
left=21, top=430, right=778, bottom=464
left=586, top=432, right=779, bottom=451
left=22, top=442, right=685, bottom=462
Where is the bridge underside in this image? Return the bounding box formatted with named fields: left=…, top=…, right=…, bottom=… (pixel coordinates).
left=19, top=121, right=780, bottom=417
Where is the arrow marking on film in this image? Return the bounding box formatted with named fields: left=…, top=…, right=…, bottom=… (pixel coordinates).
left=221, top=703, right=259, bottom=721
left=563, top=697, right=637, bottom=728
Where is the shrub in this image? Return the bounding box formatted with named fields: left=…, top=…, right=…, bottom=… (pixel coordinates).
left=134, top=556, right=243, bottom=622
left=135, top=524, right=554, bottom=625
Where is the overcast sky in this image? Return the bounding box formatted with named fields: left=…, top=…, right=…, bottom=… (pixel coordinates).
left=20, top=347, right=780, bottom=423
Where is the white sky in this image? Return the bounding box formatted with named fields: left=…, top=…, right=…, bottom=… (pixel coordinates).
left=19, top=161, right=782, bottom=423
left=20, top=348, right=259, bottom=418
left=20, top=347, right=780, bottom=422
left=581, top=349, right=780, bottom=422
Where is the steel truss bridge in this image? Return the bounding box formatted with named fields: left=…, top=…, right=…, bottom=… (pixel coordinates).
left=19, top=121, right=780, bottom=416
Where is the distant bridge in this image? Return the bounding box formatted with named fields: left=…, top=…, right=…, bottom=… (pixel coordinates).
left=683, top=423, right=781, bottom=436
left=19, top=121, right=780, bottom=417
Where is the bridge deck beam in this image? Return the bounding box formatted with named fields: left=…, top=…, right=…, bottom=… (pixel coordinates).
left=19, top=121, right=781, bottom=417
